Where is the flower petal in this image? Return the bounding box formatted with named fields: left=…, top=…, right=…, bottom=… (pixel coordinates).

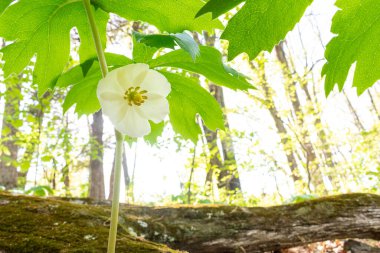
left=137, top=97, right=169, bottom=123
left=140, top=69, right=171, bottom=96
left=101, top=99, right=128, bottom=124
left=97, top=71, right=124, bottom=96
left=116, top=63, right=149, bottom=90
left=114, top=107, right=151, bottom=137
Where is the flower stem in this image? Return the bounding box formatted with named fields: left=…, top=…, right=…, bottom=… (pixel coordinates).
left=83, top=1, right=124, bottom=252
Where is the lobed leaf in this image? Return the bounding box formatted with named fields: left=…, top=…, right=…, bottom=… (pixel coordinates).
left=149, top=46, right=252, bottom=90
left=221, top=0, right=313, bottom=60
left=163, top=72, right=224, bottom=143
left=0, top=0, right=108, bottom=95
left=196, top=0, right=244, bottom=19
left=93, top=0, right=223, bottom=33
left=322, top=0, right=380, bottom=95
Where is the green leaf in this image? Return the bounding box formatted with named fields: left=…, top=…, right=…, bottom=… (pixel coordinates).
left=163, top=72, right=224, bottom=142
left=93, top=0, right=223, bottom=33
left=0, top=0, right=12, bottom=13
left=57, top=53, right=133, bottom=116
left=62, top=63, right=102, bottom=116
left=322, top=0, right=380, bottom=95
left=149, top=46, right=252, bottom=90
left=125, top=121, right=165, bottom=145
left=144, top=121, right=165, bottom=145
left=132, top=35, right=160, bottom=63
left=134, top=31, right=200, bottom=60
left=221, top=0, right=313, bottom=60
left=0, top=0, right=108, bottom=95
left=196, top=0, right=244, bottom=19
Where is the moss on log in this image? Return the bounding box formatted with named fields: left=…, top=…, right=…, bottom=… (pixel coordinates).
left=0, top=193, right=379, bottom=253
left=0, top=193, right=183, bottom=253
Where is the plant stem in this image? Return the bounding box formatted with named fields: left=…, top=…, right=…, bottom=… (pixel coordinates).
left=83, top=1, right=124, bottom=252
left=83, top=0, right=108, bottom=77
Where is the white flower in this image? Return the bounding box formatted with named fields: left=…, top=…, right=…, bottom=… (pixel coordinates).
left=97, top=63, right=171, bottom=137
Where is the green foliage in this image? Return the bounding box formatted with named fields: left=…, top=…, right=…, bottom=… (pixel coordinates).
left=322, top=0, right=380, bottom=95
left=0, top=0, right=11, bottom=13
left=133, top=32, right=200, bottom=60
left=149, top=46, right=252, bottom=90
left=163, top=72, right=224, bottom=143
left=220, top=0, right=313, bottom=60
left=25, top=185, right=54, bottom=197
left=286, top=194, right=317, bottom=204
left=196, top=0, right=244, bottom=19
left=0, top=0, right=108, bottom=95
left=93, top=0, right=223, bottom=33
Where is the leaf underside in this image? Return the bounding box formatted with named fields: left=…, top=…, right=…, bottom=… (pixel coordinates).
left=163, top=72, right=224, bottom=143
left=0, top=0, right=108, bottom=95
left=93, top=0, right=223, bottom=33
left=322, top=0, right=380, bottom=95
left=196, top=0, right=244, bottom=19
left=221, top=0, right=313, bottom=60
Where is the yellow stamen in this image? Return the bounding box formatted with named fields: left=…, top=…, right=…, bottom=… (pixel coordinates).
left=124, top=87, right=148, bottom=106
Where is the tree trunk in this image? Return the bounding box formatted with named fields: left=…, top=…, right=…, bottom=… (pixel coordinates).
left=0, top=78, right=21, bottom=189
left=275, top=43, right=325, bottom=191
left=0, top=193, right=379, bottom=253
left=253, top=59, right=300, bottom=184
left=202, top=32, right=241, bottom=193
left=89, top=110, right=105, bottom=200
left=367, top=89, right=380, bottom=121
left=343, top=90, right=365, bottom=131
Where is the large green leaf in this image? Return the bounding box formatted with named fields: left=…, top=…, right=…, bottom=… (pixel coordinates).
left=0, top=0, right=12, bottom=13
left=0, top=0, right=108, bottom=95
left=163, top=72, right=224, bottom=143
left=57, top=53, right=133, bottom=116
left=196, top=0, right=244, bottom=19
left=93, top=0, right=223, bottom=33
left=61, top=63, right=102, bottom=116
left=149, top=46, right=252, bottom=90
left=221, top=0, right=313, bottom=60
left=134, top=31, right=200, bottom=60
left=322, top=0, right=380, bottom=95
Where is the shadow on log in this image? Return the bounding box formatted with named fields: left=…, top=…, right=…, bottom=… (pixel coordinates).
left=0, top=193, right=379, bottom=252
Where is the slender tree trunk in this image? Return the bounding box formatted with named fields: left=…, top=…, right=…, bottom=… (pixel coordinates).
left=343, top=90, right=365, bottom=131
left=89, top=110, right=105, bottom=200
left=0, top=78, right=21, bottom=189
left=367, top=89, right=380, bottom=121
left=253, top=59, right=301, bottom=185
left=275, top=43, right=325, bottom=191
left=202, top=32, right=241, bottom=193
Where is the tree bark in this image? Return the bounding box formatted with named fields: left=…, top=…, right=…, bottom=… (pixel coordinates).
left=0, top=78, right=21, bottom=189
left=202, top=32, right=241, bottom=193
left=89, top=110, right=105, bottom=200
left=253, top=59, right=300, bottom=184
left=275, top=43, right=325, bottom=192
left=0, top=193, right=379, bottom=253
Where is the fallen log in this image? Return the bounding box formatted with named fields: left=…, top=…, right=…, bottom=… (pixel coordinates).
left=0, top=193, right=379, bottom=253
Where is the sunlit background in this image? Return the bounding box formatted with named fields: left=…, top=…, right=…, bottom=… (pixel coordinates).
left=1, top=0, right=379, bottom=206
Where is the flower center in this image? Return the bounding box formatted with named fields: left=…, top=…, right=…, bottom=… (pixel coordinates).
left=124, top=86, right=148, bottom=106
